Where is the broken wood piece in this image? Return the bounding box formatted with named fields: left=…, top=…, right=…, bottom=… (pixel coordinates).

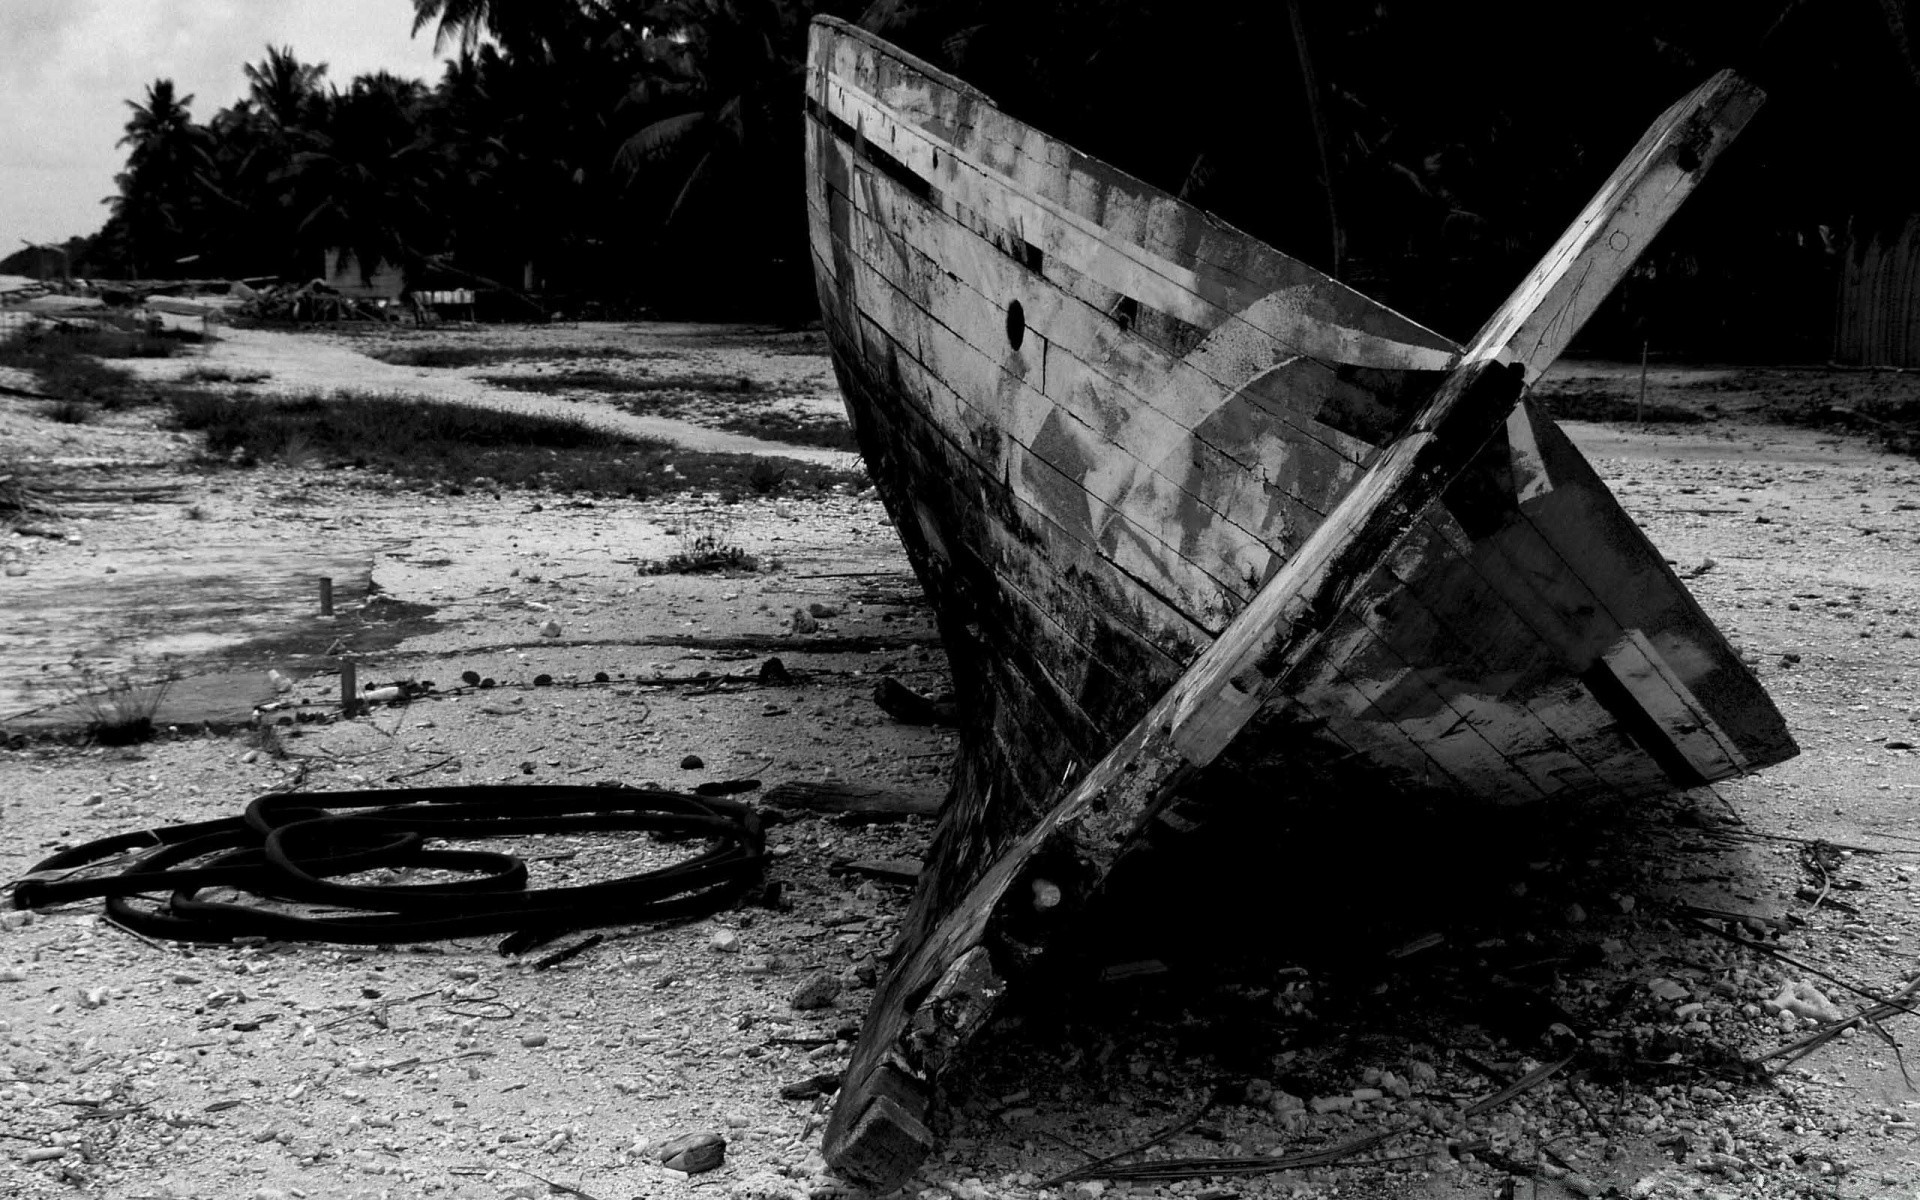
left=779, top=1072, right=844, bottom=1100
left=872, top=676, right=959, bottom=725
left=1461, top=1054, right=1576, bottom=1118
left=760, top=780, right=942, bottom=822
left=830, top=857, right=923, bottom=885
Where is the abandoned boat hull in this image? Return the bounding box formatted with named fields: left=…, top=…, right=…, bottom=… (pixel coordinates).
left=805, top=14, right=1794, bottom=1188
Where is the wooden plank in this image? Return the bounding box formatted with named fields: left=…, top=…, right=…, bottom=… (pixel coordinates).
left=816, top=153, right=1360, bottom=573
left=762, top=781, right=944, bottom=822
left=812, top=23, right=1460, bottom=373
left=821, top=243, right=1227, bottom=654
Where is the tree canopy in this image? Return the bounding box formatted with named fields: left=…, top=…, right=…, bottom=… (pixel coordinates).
left=61, top=0, right=1920, bottom=348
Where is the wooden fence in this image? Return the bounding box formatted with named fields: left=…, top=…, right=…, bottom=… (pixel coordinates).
left=1835, top=216, right=1920, bottom=367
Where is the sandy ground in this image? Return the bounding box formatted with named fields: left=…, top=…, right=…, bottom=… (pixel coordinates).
left=3, top=326, right=1920, bottom=1200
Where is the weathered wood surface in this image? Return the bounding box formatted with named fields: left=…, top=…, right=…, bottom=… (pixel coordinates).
left=806, top=14, right=1787, bottom=1188
left=759, top=780, right=944, bottom=823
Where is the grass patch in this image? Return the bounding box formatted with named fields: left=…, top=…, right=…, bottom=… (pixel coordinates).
left=44, top=398, right=93, bottom=424
left=483, top=369, right=764, bottom=398
left=163, top=389, right=870, bottom=497
left=181, top=365, right=271, bottom=384
left=1530, top=386, right=1705, bottom=425
left=717, top=410, right=859, bottom=451
left=0, top=323, right=190, bottom=410
left=642, top=516, right=758, bottom=574
left=366, top=345, right=675, bottom=368
left=1, top=461, right=57, bottom=525
left=67, top=659, right=179, bottom=746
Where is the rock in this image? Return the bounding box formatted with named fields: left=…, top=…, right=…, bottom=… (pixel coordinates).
left=790, top=608, right=819, bottom=635
left=656, top=1131, right=726, bottom=1174
left=779, top=1073, right=842, bottom=1100
left=1647, top=977, right=1690, bottom=1002
left=520, top=1034, right=548, bottom=1048
left=1765, top=981, right=1844, bottom=1023
left=759, top=658, right=792, bottom=685
left=789, top=970, right=841, bottom=1011
left=711, top=928, right=741, bottom=954
left=681, top=754, right=705, bottom=770
left=807, top=602, right=840, bottom=619
left=539, top=619, right=561, bottom=637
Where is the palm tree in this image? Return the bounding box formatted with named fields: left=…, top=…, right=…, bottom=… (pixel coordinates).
left=410, top=0, right=599, bottom=60
left=615, top=0, right=811, bottom=225
left=289, top=73, right=444, bottom=287
left=114, top=80, right=209, bottom=276
left=245, top=46, right=328, bottom=131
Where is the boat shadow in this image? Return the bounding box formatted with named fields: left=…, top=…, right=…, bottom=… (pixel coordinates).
left=939, top=786, right=1782, bottom=1177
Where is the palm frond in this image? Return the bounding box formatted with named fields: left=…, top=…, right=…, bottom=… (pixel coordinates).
left=616, top=110, right=708, bottom=174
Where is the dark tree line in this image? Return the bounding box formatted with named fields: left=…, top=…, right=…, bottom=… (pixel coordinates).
left=43, top=0, right=1920, bottom=348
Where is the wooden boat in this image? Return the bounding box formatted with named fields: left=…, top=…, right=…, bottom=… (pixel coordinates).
left=803, top=15, right=1795, bottom=1189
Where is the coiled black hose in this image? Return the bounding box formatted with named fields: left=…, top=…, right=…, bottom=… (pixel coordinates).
left=9, top=785, right=765, bottom=945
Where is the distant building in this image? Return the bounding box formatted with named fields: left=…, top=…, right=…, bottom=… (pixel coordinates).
left=1834, top=218, right=1920, bottom=367
left=322, top=249, right=404, bottom=300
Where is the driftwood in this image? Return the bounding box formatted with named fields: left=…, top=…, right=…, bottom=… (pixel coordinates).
left=871, top=677, right=959, bottom=725
left=760, top=781, right=943, bottom=822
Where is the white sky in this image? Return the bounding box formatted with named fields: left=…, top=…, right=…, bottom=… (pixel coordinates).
left=0, top=0, right=451, bottom=247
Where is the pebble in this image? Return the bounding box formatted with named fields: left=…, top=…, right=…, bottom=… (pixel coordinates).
left=789, top=970, right=841, bottom=1011
left=520, top=1033, right=549, bottom=1048
left=1765, top=981, right=1843, bottom=1022
left=656, top=1130, right=726, bottom=1174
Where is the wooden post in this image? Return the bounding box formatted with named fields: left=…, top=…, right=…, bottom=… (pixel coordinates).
left=1638, top=339, right=1650, bottom=425
left=340, top=662, right=357, bottom=716
left=319, top=576, right=333, bottom=616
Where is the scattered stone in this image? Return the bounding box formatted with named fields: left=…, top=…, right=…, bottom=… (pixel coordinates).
left=520, top=1033, right=549, bottom=1048
left=790, top=608, right=819, bottom=635
left=1765, top=981, right=1844, bottom=1023
left=729, top=1171, right=807, bottom=1200
left=779, top=1072, right=842, bottom=1100
left=681, top=754, right=705, bottom=770
left=759, top=658, right=792, bottom=685
left=533, top=674, right=553, bottom=687
left=789, top=970, right=841, bottom=1011
left=539, top=619, right=561, bottom=637
left=462, top=670, right=481, bottom=685
left=1647, top=977, right=1690, bottom=1002
left=807, top=602, right=840, bottom=618
left=711, top=928, right=741, bottom=954
left=656, top=1131, right=726, bottom=1174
